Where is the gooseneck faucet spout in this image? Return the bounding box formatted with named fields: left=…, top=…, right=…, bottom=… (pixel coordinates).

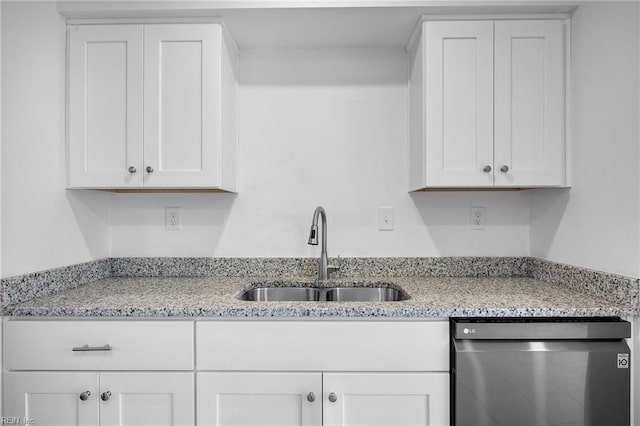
left=307, top=206, right=337, bottom=280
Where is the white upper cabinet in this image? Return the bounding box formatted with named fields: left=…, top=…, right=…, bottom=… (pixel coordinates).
left=409, top=18, right=568, bottom=190
left=422, top=21, right=495, bottom=188
left=68, top=25, right=144, bottom=189
left=494, top=20, right=565, bottom=187
left=68, top=23, right=238, bottom=191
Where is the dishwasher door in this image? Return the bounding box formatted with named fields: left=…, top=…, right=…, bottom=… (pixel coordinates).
left=452, top=338, right=631, bottom=426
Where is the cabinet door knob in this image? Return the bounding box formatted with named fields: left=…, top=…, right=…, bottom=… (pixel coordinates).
left=500, top=165, right=509, bottom=173
left=79, top=391, right=91, bottom=401
left=307, top=392, right=316, bottom=402
left=328, top=392, right=337, bottom=403
left=146, top=166, right=154, bottom=174
left=483, top=165, right=492, bottom=173
left=101, top=391, right=111, bottom=401
left=128, top=166, right=137, bottom=174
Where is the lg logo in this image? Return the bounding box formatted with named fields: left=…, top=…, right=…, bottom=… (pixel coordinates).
left=617, top=353, right=629, bottom=369
left=462, top=328, right=476, bottom=335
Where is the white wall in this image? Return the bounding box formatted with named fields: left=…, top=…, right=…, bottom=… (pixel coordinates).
left=530, top=1, right=640, bottom=278
left=3, top=2, right=637, bottom=274
left=0, top=0, right=4, bottom=417
left=1, top=1, right=111, bottom=278
left=110, top=48, right=530, bottom=258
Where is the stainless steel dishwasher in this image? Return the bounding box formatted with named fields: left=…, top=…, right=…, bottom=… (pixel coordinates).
left=451, top=317, right=631, bottom=426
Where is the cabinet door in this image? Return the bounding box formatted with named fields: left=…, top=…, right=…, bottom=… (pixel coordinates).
left=68, top=25, right=144, bottom=188
left=4, top=372, right=99, bottom=426
left=323, top=373, right=449, bottom=426
left=99, top=372, right=194, bottom=426
left=424, top=21, right=494, bottom=187
left=494, top=20, right=565, bottom=187
left=143, top=24, right=221, bottom=188
left=197, top=372, right=322, bottom=426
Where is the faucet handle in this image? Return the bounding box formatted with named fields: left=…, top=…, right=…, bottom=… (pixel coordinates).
left=329, top=254, right=341, bottom=271
left=327, top=255, right=341, bottom=277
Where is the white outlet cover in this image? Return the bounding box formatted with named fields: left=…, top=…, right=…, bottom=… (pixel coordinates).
left=166, top=207, right=181, bottom=231
left=378, top=207, right=394, bottom=231
left=470, top=206, right=486, bottom=230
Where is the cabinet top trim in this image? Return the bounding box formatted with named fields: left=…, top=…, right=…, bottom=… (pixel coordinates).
left=406, top=12, right=572, bottom=52
left=58, top=1, right=578, bottom=49
left=65, top=17, right=240, bottom=54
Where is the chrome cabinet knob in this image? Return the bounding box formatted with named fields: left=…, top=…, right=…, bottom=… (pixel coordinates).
left=500, top=165, right=509, bottom=173
left=146, top=166, right=154, bottom=173
left=79, top=391, right=91, bottom=401
left=483, top=165, right=492, bottom=173
left=328, top=392, right=337, bottom=403
left=307, top=392, right=316, bottom=402
left=101, top=391, right=111, bottom=401
left=128, top=166, right=137, bottom=174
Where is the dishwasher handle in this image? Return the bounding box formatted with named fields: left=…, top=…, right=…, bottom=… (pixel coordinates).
left=453, top=339, right=630, bottom=354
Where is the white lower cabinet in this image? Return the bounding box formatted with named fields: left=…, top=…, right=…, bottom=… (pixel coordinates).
left=323, top=373, right=449, bottom=426
left=197, top=372, right=448, bottom=426
left=197, top=372, right=322, bottom=426
left=195, top=320, right=450, bottom=426
left=100, top=373, right=194, bottom=426
left=3, top=320, right=195, bottom=426
left=4, top=372, right=99, bottom=426
left=3, top=320, right=450, bottom=426
left=5, top=372, right=194, bottom=426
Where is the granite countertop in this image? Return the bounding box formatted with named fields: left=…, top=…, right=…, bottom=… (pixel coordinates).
left=3, top=275, right=634, bottom=318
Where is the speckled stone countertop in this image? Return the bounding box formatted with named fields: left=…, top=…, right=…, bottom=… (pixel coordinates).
left=3, top=275, right=634, bottom=318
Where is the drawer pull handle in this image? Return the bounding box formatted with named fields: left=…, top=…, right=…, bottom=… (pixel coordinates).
left=79, top=391, right=91, bottom=401
left=307, top=392, right=316, bottom=402
left=72, top=344, right=112, bottom=352
left=101, top=391, right=112, bottom=402
left=328, top=392, right=337, bottom=403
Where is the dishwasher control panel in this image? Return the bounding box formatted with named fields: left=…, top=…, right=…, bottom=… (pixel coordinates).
left=451, top=317, right=631, bottom=340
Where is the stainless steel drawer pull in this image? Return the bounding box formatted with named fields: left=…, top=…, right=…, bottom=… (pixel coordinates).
left=79, top=391, right=91, bottom=401
left=72, top=344, right=112, bottom=352
left=101, top=391, right=112, bottom=402
left=306, top=392, right=316, bottom=402
left=328, top=392, right=337, bottom=403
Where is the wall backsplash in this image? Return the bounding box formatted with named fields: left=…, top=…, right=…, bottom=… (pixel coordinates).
left=2, top=257, right=637, bottom=311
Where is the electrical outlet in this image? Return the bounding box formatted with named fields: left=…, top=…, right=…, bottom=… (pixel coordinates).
left=378, top=207, right=394, bottom=231
left=470, top=207, right=486, bottom=230
left=166, top=207, right=181, bottom=231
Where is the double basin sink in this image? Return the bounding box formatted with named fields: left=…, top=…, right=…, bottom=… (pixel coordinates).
left=237, top=284, right=408, bottom=302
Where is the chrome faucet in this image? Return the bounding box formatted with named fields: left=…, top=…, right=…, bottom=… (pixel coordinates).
left=307, top=206, right=338, bottom=280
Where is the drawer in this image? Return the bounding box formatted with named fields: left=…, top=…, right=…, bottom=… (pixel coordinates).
left=197, top=320, right=449, bottom=371
left=4, top=320, right=194, bottom=371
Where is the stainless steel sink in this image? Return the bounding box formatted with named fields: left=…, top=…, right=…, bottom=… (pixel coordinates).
left=238, top=287, right=321, bottom=302
left=237, top=285, right=408, bottom=302
left=325, top=287, right=405, bottom=302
